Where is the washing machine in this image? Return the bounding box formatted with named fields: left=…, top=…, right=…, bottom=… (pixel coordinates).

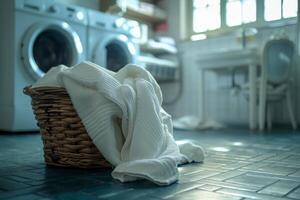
left=87, top=9, right=140, bottom=72
left=0, top=0, right=88, bottom=131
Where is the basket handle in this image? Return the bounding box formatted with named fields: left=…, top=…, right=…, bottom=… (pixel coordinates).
left=23, top=85, right=37, bottom=96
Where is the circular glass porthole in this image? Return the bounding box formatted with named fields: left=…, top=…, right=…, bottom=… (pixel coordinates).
left=106, top=41, right=130, bottom=72
left=33, top=29, right=73, bottom=73
left=22, top=22, right=83, bottom=80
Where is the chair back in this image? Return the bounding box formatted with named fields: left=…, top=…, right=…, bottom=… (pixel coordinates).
left=262, top=38, right=294, bottom=84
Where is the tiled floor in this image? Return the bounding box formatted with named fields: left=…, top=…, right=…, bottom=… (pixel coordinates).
left=0, top=128, right=300, bottom=200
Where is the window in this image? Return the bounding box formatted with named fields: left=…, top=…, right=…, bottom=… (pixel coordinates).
left=283, top=0, right=298, bottom=18
left=193, top=0, right=221, bottom=33
left=190, top=0, right=297, bottom=38
left=226, top=0, right=256, bottom=26
left=264, top=0, right=298, bottom=21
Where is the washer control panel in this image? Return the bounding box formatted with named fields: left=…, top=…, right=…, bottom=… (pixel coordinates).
left=16, top=0, right=88, bottom=25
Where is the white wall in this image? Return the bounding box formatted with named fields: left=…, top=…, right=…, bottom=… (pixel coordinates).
left=162, top=24, right=299, bottom=126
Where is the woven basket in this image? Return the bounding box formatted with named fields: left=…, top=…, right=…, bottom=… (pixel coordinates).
left=24, top=86, right=111, bottom=168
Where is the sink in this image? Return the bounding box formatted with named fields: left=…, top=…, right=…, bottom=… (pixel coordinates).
left=197, top=48, right=260, bottom=69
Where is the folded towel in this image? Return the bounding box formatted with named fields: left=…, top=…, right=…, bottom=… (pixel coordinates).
left=33, top=61, right=204, bottom=185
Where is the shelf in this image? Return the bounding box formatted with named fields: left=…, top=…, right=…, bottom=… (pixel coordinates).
left=108, top=4, right=166, bottom=24
left=138, top=56, right=178, bottom=68
left=140, top=40, right=177, bottom=54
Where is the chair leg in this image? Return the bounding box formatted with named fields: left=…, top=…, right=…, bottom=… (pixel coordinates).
left=259, top=91, right=267, bottom=131
left=258, top=74, right=267, bottom=131
left=286, top=90, right=297, bottom=130
left=267, top=104, right=272, bottom=130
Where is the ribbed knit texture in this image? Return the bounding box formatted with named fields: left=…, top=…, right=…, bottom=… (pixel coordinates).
left=33, top=61, right=205, bottom=185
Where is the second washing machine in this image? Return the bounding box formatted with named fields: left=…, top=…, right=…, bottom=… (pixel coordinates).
left=87, top=10, right=140, bottom=72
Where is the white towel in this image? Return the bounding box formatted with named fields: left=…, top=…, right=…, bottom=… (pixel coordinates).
left=33, top=61, right=204, bottom=185
left=173, top=116, right=224, bottom=130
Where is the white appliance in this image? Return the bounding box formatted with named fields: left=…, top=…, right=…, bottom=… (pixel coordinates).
left=0, top=0, right=88, bottom=131
left=87, top=9, right=140, bottom=72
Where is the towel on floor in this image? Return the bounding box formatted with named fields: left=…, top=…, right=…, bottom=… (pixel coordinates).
left=33, top=61, right=204, bottom=185
left=173, top=116, right=224, bottom=130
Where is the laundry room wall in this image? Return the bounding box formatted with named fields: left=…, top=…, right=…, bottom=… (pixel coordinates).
left=164, top=25, right=297, bottom=126
left=159, top=0, right=299, bottom=126
left=296, top=5, right=300, bottom=125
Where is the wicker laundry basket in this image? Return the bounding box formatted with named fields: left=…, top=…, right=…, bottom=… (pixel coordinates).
left=24, top=86, right=111, bottom=168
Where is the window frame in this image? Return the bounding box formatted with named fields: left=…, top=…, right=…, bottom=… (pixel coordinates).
left=187, top=0, right=297, bottom=40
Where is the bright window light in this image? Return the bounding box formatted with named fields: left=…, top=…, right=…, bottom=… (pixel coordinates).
left=193, top=0, right=221, bottom=33
left=242, top=0, right=256, bottom=23
left=191, top=0, right=297, bottom=37
left=227, top=0, right=242, bottom=26
left=283, top=0, right=298, bottom=18
left=226, top=0, right=256, bottom=27
left=264, top=0, right=281, bottom=21
left=264, top=0, right=297, bottom=21
left=191, top=34, right=207, bottom=41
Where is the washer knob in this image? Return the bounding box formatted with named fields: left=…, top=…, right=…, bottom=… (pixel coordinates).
left=48, top=5, right=59, bottom=13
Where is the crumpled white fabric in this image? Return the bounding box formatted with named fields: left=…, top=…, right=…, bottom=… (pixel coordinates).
left=33, top=61, right=204, bottom=185
left=173, top=116, right=224, bottom=130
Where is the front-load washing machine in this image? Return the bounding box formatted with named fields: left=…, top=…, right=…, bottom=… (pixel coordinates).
left=0, top=0, right=88, bottom=131
left=87, top=10, right=140, bottom=72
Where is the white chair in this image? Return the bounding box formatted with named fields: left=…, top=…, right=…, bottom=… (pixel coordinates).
left=242, top=38, right=297, bottom=130
left=258, top=38, right=297, bottom=130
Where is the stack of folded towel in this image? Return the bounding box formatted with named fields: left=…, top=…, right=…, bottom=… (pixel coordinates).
left=33, top=61, right=204, bottom=185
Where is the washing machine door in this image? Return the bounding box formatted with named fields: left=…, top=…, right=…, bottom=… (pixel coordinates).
left=22, top=21, right=84, bottom=80
left=92, top=34, right=137, bottom=72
